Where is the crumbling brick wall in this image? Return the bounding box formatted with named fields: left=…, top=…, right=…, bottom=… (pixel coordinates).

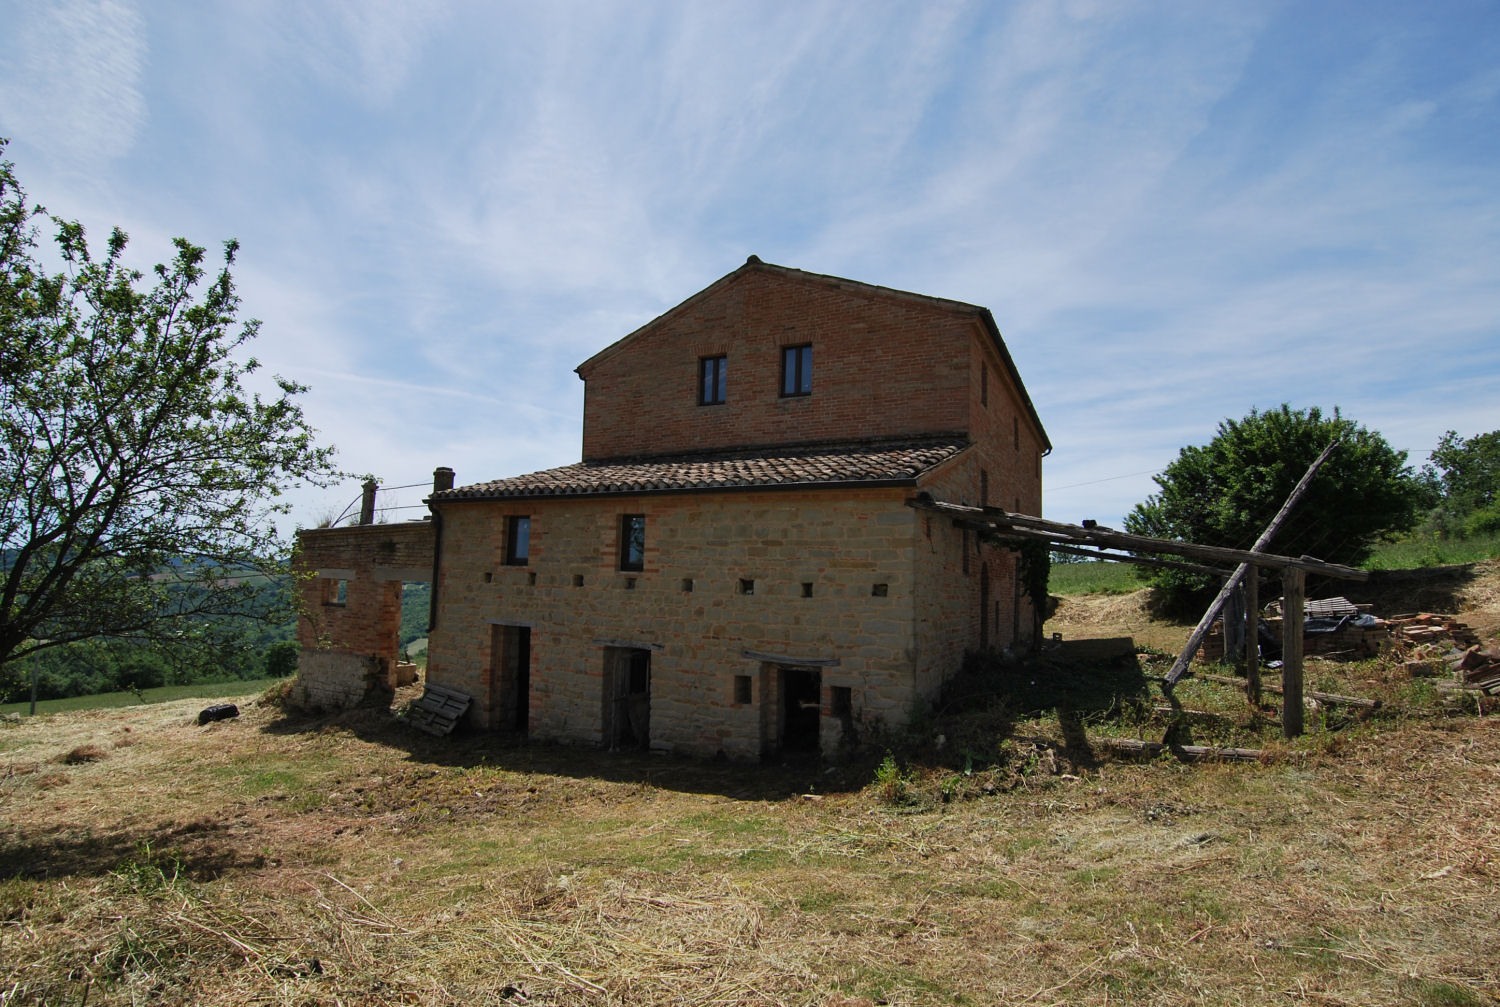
left=292, top=521, right=435, bottom=711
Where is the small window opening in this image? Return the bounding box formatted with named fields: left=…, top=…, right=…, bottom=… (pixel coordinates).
left=624, top=577, right=637, bottom=590
left=801, top=582, right=813, bottom=598
left=962, top=530, right=970, bottom=574
left=980, top=361, right=988, bottom=407
left=699, top=355, right=727, bottom=405
left=528, top=572, right=537, bottom=586
left=738, top=578, right=755, bottom=595
left=325, top=579, right=348, bottom=606
left=780, top=344, right=812, bottom=397
left=1013, top=415, right=1020, bottom=450
left=483, top=571, right=493, bottom=583
left=980, top=469, right=989, bottom=508
left=681, top=578, right=694, bottom=592
left=830, top=686, right=852, bottom=719
left=872, top=583, right=888, bottom=597
left=733, top=675, right=752, bottom=705
left=572, top=574, right=585, bottom=587
left=505, top=515, right=531, bottom=565
left=619, top=514, right=645, bottom=572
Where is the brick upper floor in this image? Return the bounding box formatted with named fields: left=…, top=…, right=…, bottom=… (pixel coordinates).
left=574, top=258, right=1048, bottom=465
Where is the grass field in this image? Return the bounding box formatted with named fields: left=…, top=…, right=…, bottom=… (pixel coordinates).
left=2, top=563, right=1497, bottom=1006
left=0, top=678, right=288, bottom=717
left=1048, top=560, right=1141, bottom=596
left=1365, top=531, right=1500, bottom=570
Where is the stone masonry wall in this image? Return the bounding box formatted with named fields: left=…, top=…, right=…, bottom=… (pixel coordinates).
left=577, top=268, right=974, bottom=460
left=425, top=487, right=923, bottom=760
left=292, top=521, right=435, bottom=711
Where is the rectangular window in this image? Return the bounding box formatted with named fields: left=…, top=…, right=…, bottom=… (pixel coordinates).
left=980, top=469, right=989, bottom=508
left=981, top=361, right=988, bottom=407
left=619, top=514, right=645, bottom=572
left=505, top=515, right=530, bottom=565
left=1014, top=415, right=1020, bottom=450
left=699, top=355, right=726, bottom=405
left=733, top=675, right=752, bottom=705
left=781, top=344, right=812, bottom=397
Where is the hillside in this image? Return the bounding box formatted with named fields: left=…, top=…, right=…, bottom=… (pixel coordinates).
left=2, top=563, right=1497, bottom=1005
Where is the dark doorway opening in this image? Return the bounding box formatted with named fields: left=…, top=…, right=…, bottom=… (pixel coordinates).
left=489, top=625, right=531, bottom=734
left=604, top=647, right=652, bottom=750
left=781, top=666, right=821, bottom=753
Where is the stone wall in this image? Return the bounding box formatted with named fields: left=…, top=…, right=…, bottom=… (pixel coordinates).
left=291, top=521, right=435, bottom=711
left=426, top=487, right=929, bottom=759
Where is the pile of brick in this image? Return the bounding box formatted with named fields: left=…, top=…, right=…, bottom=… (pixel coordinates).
left=1390, top=613, right=1500, bottom=695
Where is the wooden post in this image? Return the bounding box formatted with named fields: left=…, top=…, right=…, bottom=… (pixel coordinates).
left=1282, top=566, right=1306, bottom=738
left=1244, top=567, right=1260, bottom=706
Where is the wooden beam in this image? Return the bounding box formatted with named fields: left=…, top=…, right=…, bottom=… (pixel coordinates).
left=1094, top=736, right=1265, bottom=762
left=1283, top=566, right=1306, bottom=737
left=971, top=526, right=1234, bottom=578
left=909, top=498, right=1366, bottom=580
left=1163, top=439, right=1343, bottom=686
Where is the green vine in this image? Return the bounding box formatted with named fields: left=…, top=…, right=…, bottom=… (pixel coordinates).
left=1015, top=539, right=1052, bottom=611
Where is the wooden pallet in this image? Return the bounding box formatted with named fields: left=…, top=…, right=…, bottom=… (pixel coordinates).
left=408, top=682, right=471, bottom=736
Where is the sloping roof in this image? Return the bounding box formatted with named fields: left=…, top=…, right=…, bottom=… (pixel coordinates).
left=432, top=437, right=970, bottom=502
left=574, top=256, right=1050, bottom=452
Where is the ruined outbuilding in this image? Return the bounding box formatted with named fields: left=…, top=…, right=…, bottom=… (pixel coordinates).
left=294, top=258, right=1049, bottom=758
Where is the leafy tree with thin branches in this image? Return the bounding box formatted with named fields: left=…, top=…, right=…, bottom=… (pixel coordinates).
left=1125, top=405, right=1426, bottom=612
left=0, top=139, right=338, bottom=683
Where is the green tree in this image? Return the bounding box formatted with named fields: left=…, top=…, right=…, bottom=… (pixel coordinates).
left=1125, top=405, right=1425, bottom=611
left=1424, top=429, right=1500, bottom=514
left=0, top=139, right=338, bottom=680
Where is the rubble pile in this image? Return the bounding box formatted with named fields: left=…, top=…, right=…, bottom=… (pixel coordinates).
left=1390, top=613, right=1500, bottom=695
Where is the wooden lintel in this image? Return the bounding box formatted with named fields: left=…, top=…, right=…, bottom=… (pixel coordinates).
left=592, top=638, right=664, bottom=652
left=741, top=650, right=841, bottom=668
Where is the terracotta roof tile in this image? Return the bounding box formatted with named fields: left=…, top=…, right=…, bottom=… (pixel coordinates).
left=433, top=437, right=969, bottom=502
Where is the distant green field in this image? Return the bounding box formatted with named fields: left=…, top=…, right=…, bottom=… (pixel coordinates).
left=1, top=677, right=287, bottom=716
left=1048, top=561, right=1140, bottom=596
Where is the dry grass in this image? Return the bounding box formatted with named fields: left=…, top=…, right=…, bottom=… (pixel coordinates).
left=2, top=566, right=1499, bottom=1006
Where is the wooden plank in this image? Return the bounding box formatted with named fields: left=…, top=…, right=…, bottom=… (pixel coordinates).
left=1095, top=736, right=1265, bottom=762
left=1283, top=566, right=1306, bottom=738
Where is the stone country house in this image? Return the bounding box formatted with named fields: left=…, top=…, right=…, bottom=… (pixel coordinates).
left=292, top=257, right=1049, bottom=759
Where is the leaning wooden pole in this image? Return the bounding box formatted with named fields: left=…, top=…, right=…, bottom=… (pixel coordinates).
left=1164, top=439, right=1341, bottom=688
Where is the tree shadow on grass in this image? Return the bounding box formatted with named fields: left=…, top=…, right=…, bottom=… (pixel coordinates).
left=0, top=816, right=263, bottom=882
left=922, top=638, right=1152, bottom=771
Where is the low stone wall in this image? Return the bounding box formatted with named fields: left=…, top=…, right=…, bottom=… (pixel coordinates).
left=290, top=650, right=394, bottom=711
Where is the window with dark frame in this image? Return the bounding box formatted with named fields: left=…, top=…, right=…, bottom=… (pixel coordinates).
left=699, top=355, right=727, bottom=405
left=505, top=515, right=530, bottom=565
left=781, top=344, right=812, bottom=397
left=619, top=514, right=645, bottom=572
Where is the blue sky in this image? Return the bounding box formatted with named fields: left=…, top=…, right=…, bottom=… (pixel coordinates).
left=2, top=0, right=1497, bottom=531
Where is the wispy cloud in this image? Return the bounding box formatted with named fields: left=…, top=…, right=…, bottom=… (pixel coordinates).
left=0, top=0, right=146, bottom=175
